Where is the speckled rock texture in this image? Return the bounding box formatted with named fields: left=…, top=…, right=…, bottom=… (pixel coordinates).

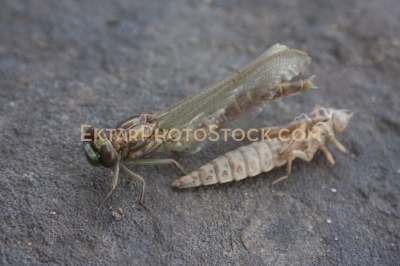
left=1, top=0, right=399, bottom=265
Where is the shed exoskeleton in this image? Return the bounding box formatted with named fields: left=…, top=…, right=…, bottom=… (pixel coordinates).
left=172, top=106, right=354, bottom=188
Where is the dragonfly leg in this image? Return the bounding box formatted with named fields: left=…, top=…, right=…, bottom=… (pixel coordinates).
left=319, top=145, right=335, bottom=165
left=271, top=150, right=312, bottom=187
left=119, top=163, right=148, bottom=209
left=271, top=151, right=294, bottom=187
left=96, top=163, right=120, bottom=217
left=124, top=158, right=188, bottom=175
left=291, top=149, right=313, bottom=162
left=327, top=136, right=347, bottom=154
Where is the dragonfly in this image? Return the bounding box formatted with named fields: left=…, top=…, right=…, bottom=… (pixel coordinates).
left=82, top=43, right=317, bottom=210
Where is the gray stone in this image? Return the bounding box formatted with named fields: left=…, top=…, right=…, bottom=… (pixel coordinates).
left=0, top=0, right=399, bottom=264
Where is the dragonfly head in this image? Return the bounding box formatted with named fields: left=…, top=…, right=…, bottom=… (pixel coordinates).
left=331, top=109, right=354, bottom=133
left=83, top=127, right=119, bottom=168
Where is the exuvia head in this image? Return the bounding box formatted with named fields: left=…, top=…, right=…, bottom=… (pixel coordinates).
left=331, top=109, right=354, bottom=133
left=83, top=127, right=119, bottom=168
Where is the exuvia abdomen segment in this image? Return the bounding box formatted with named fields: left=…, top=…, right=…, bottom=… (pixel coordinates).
left=172, top=141, right=278, bottom=188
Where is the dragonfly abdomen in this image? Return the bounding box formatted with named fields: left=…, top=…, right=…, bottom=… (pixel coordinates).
left=272, top=75, right=317, bottom=100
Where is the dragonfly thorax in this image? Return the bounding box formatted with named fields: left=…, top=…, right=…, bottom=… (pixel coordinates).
left=114, top=114, right=168, bottom=160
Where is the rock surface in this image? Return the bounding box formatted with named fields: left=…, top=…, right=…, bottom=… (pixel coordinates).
left=1, top=0, right=399, bottom=264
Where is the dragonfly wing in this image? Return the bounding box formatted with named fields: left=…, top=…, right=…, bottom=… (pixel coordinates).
left=181, top=104, right=267, bottom=153
left=153, top=44, right=311, bottom=152
left=151, top=44, right=286, bottom=123
left=153, top=44, right=306, bottom=127
left=163, top=79, right=278, bottom=153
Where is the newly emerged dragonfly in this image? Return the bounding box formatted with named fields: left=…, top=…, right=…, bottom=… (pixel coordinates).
left=82, top=43, right=317, bottom=210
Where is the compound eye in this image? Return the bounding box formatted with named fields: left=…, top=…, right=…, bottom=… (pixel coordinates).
left=99, top=144, right=118, bottom=168
left=83, top=142, right=100, bottom=167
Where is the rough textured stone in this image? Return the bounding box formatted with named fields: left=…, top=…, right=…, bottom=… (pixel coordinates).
left=0, top=0, right=399, bottom=264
